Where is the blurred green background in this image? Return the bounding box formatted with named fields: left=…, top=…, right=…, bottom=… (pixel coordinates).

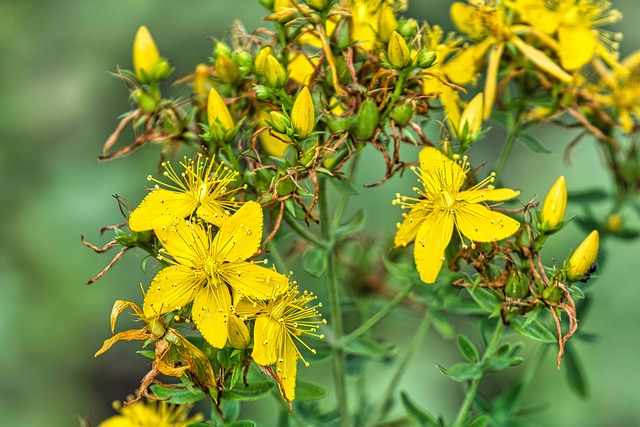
left=2, top=0, right=639, bottom=426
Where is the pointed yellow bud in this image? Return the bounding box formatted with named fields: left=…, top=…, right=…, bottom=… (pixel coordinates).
left=207, top=88, right=235, bottom=141
left=254, top=46, right=274, bottom=76
left=215, top=53, right=240, bottom=84
left=459, top=92, right=484, bottom=138
left=193, top=64, right=211, bottom=98
left=265, top=54, right=287, bottom=88
left=133, top=26, right=161, bottom=82
left=387, top=31, right=411, bottom=69
left=377, top=5, right=398, bottom=44
left=540, top=176, right=567, bottom=230
left=567, top=231, right=599, bottom=282
left=291, top=86, right=315, bottom=139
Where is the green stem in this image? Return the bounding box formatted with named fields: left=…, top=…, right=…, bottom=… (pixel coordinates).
left=330, top=155, right=360, bottom=233
left=283, top=210, right=327, bottom=249
left=381, top=70, right=409, bottom=122
left=366, top=312, right=431, bottom=427
left=494, top=120, right=519, bottom=181
left=452, top=320, right=505, bottom=427
left=319, top=176, right=350, bottom=427
left=342, top=281, right=417, bottom=344
left=266, top=240, right=287, bottom=273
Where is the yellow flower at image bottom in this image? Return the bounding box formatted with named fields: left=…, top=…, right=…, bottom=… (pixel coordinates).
left=393, top=147, right=520, bottom=284
left=98, top=399, right=202, bottom=427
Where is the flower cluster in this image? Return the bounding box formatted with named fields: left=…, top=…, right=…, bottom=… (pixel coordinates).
left=84, top=0, right=640, bottom=425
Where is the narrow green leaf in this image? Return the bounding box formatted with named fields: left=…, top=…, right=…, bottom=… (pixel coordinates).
left=302, top=246, right=328, bottom=278
left=564, top=346, right=589, bottom=398
left=335, top=209, right=367, bottom=237
left=329, top=178, right=360, bottom=195
left=431, top=311, right=456, bottom=340
left=344, top=336, right=396, bottom=360
left=150, top=384, right=206, bottom=404
left=400, top=391, right=439, bottom=426
left=467, top=287, right=501, bottom=313
left=222, top=381, right=275, bottom=401
left=136, top=350, right=155, bottom=359
left=469, top=415, right=492, bottom=427
left=439, top=362, right=483, bottom=382
left=295, top=381, right=327, bottom=401
left=511, top=317, right=556, bottom=343
left=567, top=189, right=609, bottom=203
left=518, top=134, right=552, bottom=154
left=456, top=334, right=480, bottom=363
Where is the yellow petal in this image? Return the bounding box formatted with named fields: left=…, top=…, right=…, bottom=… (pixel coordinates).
left=258, top=110, right=289, bottom=157
left=394, top=206, right=430, bottom=248
left=192, top=284, right=231, bottom=349
left=444, top=40, right=490, bottom=85
left=95, top=329, right=150, bottom=357
left=484, top=43, right=504, bottom=119
left=277, top=336, right=298, bottom=401
left=251, top=316, right=282, bottom=365
left=129, top=189, right=197, bottom=232
left=414, top=211, right=455, bottom=284
left=212, top=201, right=263, bottom=263
left=154, top=219, right=208, bottom=267
left=218, top=261, right=289, bottom=299
left=196, top=203, right=231, bottom=228
left=207, top=87, right=235, bottom=130
left=450, top=2, right=485, bottom=39
left=460, top=188, right=520, bottom=203
left=460, top=92, right=484, bottom=134
left=510, top=36, right=572, bottom=82
left=455, top=203, right=520, bottom=242
left=288, top=54, right=318, bottom=85
left=419, top=147, right=466, bottom=193
left=143, top=265, right=201, bottom=317
left=440, top=85, right=461, bottom=134
left=227, top=314, right=251, bottom=349
left=558, top=26, right=596, bottom=71
left=567, top=230, right=599, bottom=281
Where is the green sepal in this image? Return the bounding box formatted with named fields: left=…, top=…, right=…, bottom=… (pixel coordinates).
left=510, top=317, right=556, bottom=343
left=149, top=383, right=206, bottom=404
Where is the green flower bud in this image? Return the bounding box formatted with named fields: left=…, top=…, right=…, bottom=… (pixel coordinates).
left=505, top=272, right=529, bottom=299
left=213, top=41, right=231, bottom=58
left=352, top=98, right=380, bottom=141
left=132, top=89, right=157, bottom=113
left=416, top=49, right=437, bottom=69
left=269, top=110, right=291, bottom=135
left=235, top=51, right=253, bottom=70
left=390, top=102, right=414, bottom=126
left=276, top=171, right=296, bottom=196
left=396, top=18, right=418, bottom=38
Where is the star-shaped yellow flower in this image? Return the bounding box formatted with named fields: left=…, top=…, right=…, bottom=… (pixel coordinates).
left=235, top=286, right=325, bottom=402
left=129, top=154, right=243, bottom=231
left=143, top=201, right=289, bottom=348
left=393, top=147, right=520, bottom=284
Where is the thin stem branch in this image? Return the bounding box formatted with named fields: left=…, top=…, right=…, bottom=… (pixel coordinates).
left=366, top=312, right=431, bottom=427
left=320, top=176, right=350, bottom=427
left=452, top=320, right=505, bottom=427
left=283, top=209, right=327, bottom=248
left=342, top=280, right=417, bottom=344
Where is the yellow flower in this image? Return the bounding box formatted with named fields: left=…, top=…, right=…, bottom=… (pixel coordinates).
left=567, top=230, right=599, bottom=281
left=235, top=286, right=325, bottom=402
left=540, top=175, right=567, bottom=230
left=132, top=26, right=161, bottom=82
left=450, top=1, right=571, bottom=118
left=291, top=86, right=315, bottom=139
left=192, top=64, right=211, bottom=98
left=288, top=53, right=318, bottom=85
left=98, top=399, right=202, bottom=427
left=393, top=147, right=520, bottom=284
left=591, top=52, right=640, bottom=133
left=254, top=46, right=274, bottom=76
left=143, top=201, right=289, bottom=348
left=129, top=155, right=242, bottom=231
left=508, top=0, right=622, bottom=71
left=346, top=0, right=407, bottom=51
